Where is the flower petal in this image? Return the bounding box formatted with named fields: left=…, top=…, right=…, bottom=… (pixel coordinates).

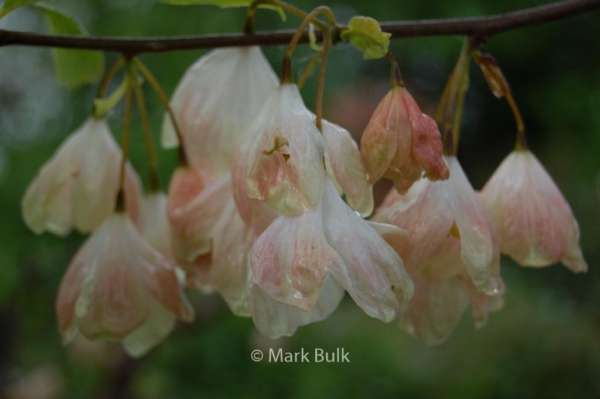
left=481, top=150, right=587, bottom=272
left=162, top=47, right=278, bottom=172
left=321, top=180, right=413, bottom=322
left=210, top=198, right=255, bottom=316
left=444, top=156, right=500, bottom=294
left=322, top=120, right=373, bottom=216
left=242, top=84, right=325, bottom=215
left=122, top=299, right=176, bottom=358
left=251, top=198, right=338, bottom=311
left=249, top=275, right=344, bottom=339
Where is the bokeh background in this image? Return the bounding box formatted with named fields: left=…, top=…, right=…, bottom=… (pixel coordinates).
left=0, top=0, right=599, bottom=398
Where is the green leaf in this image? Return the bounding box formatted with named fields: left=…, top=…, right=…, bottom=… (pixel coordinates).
left=340, top=16, right=391, bottom=60
left=0, top=0, right=40, bottom=18
left=35, top=4, right=105, bottom=89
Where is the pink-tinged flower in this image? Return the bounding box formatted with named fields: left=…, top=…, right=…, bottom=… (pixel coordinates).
left=360, top=86, right=449, bottom=194
left=234, top=83, right=326, bottom=216
left=166, top=166, right=230, bottom=286
left=392, top=236, right=503, bottom=345
left=251, top=179, right=413, bottom=322
left=162, top=47, right=278, bottom=173
left=202, top=191, right=343, bottom=338
left=480, top=150, right=587, bottom=272
left=322, top=120, right=373, bottom=216
left=56, top=213, right=194, bottom=358
left=248, top=275, right=345, bottom=339
left=373, top=156, right=501, bottom=295
left=22, top=118, right=141, bottom=236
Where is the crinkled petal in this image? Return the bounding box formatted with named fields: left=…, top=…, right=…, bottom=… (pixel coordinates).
left=251, top=197, right=338, bottom=311
left=372, top=180, right=454, bottom=270
left=249, top=275, right=344, bottom=339
left=242, top=84, right=325, bottom=215
left=322, top=120, right=373, bottom=216
left=321, top=180, right=413, bottom=322
left=444, top=156, right=500, bottom=294
left=360, top=89, right=402, bottom=184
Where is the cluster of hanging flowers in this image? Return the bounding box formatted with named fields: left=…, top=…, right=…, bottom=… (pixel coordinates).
left=20, top=8, right=587, bottom=356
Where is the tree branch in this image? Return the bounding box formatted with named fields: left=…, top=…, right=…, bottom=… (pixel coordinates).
left=0, top=0, right=598, bottom=54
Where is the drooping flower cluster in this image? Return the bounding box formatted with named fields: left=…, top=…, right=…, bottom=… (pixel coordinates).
left=21, top=40, right=588, bottom=356
left=22, top=118, right=194, bottom=357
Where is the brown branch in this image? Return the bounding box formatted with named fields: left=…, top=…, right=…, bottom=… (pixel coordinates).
left=0, top=0, right=598, bottom=54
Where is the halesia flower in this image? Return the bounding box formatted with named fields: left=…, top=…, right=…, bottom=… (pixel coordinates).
left=480, top=150, right=587, bottom=272
left=166, top=166, right=230, bottom=287
left=56, top=212, right=194, bottom=358
left=204, top=193, right=344, bottom=338
left=22, top=117, right=141, bottom=236
left=373, top=156, right=501, bottom=295
left=361, top=86, right=449, bottom=194
left=389, top=232, right=503, bottom=345
left=251, top=178, right=413, bottom=322
left=162, top=46, right=278, bottom=173
left=234, top=83, right=326, bottom=216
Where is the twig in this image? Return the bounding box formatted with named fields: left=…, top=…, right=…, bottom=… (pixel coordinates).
left=0, top=0, right=597, bottom=54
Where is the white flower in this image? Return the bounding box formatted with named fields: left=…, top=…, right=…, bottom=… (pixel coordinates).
left=22, top=117, right=141, bottom=236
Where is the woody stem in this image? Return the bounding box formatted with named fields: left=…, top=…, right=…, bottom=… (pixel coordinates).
left=315, top=30, right=330, bottom=132
left=506, top=92, right=528, bottom=150
left=385, top=51, right=405, bottom=88
left=96, top=57, right=125, bottom=99
left=281, top=6, right=336, bottom=83
left=244, top=0, right=327, bottom=34
left=116, top=72, right=133, bottom=212
left=129, top=63, right=161, bottom=192
left=297, top=50, right=321, bottom=89
left=133, top=59, right=188, bottom=165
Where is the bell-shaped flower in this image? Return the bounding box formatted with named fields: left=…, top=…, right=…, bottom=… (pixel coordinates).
left=373, top=156, right=501, bottom=295
left=166, top=166, right=230, bottom=286
left=234, top=83, right=326, bottom=216
left=162, top=46, right=278, bottom=173
left=389, top=234, right=504, bottom=345
left=322, top=120, right=373, bottom=216
left=56, top=212, right=194, bottom=358
left=251, top=178, right=413, bottom=322
left=204, top=193, right=344, bottom=338
left=22, top=117, right=141, bottom=236
left=480, top=150, right=587, bottom=272
left=360, top=86, right=449, bottom=194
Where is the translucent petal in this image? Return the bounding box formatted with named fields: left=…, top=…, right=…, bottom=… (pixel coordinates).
left=480, top=150, right=587, bottom=272
left=321, top=180, right=413, bottom=322
left=322, top=120, right=373, bottom=216
left=162, top=47, right=278, bottom=173
left=249, top=275, right=344, bottom=339
left=251, top=198, right=338, bottom=311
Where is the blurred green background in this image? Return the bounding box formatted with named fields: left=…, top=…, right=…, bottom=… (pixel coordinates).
left=0, top=0, right=599, bottom=398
